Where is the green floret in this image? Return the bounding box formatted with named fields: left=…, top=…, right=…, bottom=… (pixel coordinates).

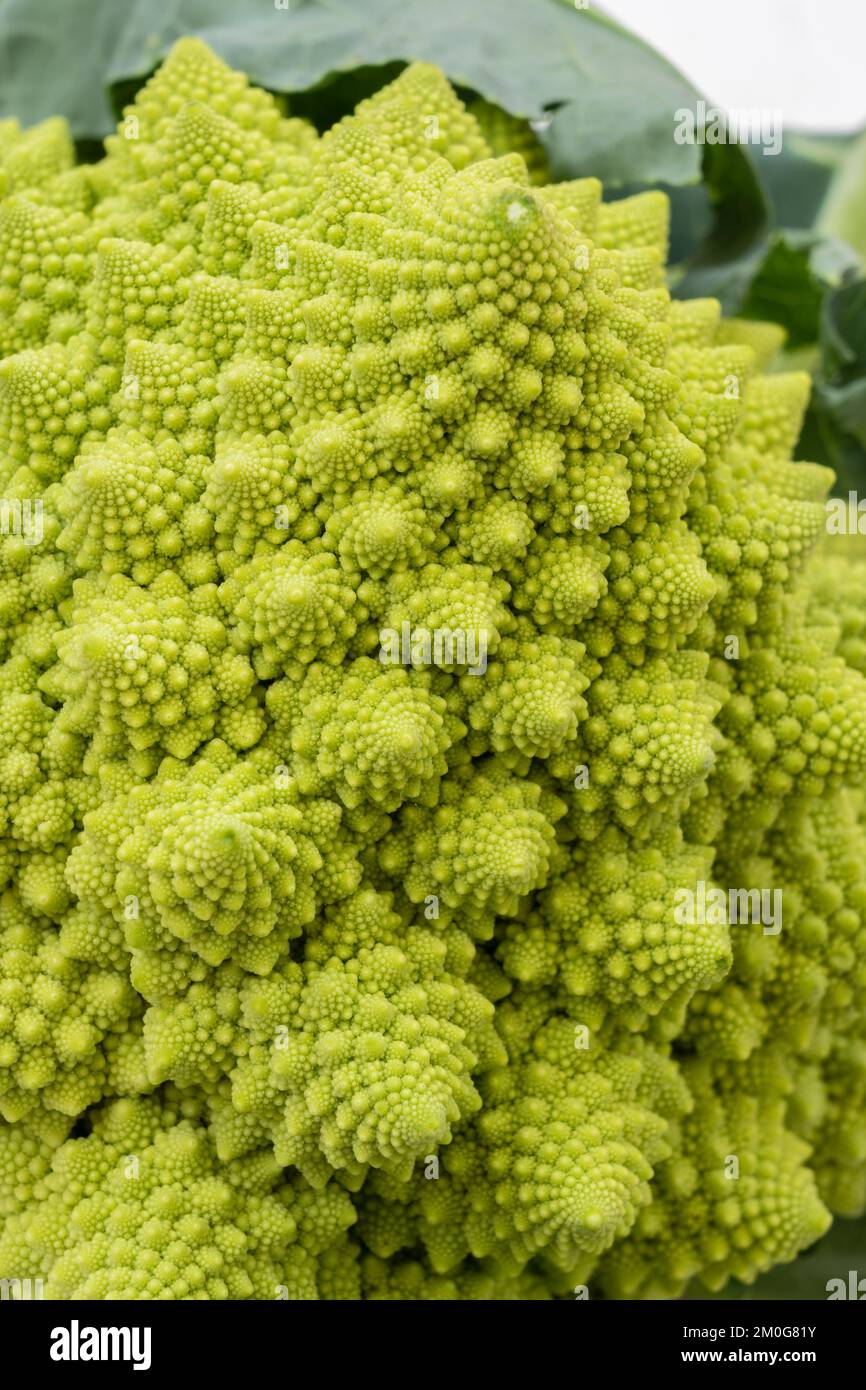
left=323, top=483, right=443, bottom=578
left=0, top=116, right=77, bottom=199
left=0, top=195, right=96, bottom=356
left=54, top=570, right=261, bottom=771
left=382, top=561, right=513, bottom=668
left=272, top=657, right=465, bottom=812
left=548, top=650, right=722, bottom=838
left=380, top=760, right=565, bottom=919
left=599, top=1058, right=831, bottom=1298
left=202, top=432, right=307, bottom=574
left=213, top=888, right=504, bottom=1184
left=457, top=618, right=589, bottom=767
left=0, top=890, right=140, bottom=1122
left=468, top=100, right=550, bottom=186
left=221, top=541, right=358, bottom=678
left=70, top=741, right=349, bottom=974
left=57, top=427, right=213, bottom=583
left=509, top=531, right=610, bottom=630
left=0, top=1091, right=355, bottom=1299
left=499, top=824, right=730, bottom=1029
left=358, top=1005, right=689, bottom=1275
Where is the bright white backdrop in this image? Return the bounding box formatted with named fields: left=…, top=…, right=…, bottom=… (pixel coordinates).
left=602, top=0, right=866, bottom=133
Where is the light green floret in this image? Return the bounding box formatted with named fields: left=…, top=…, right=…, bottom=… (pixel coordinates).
left=382, top=560, right=513, bottom=668
left=212, top=887, right=503, bottom=1185
left=509, top=532, right=609, bottom=631
left=0, top=194, right=95, bottom=356
left=359, top=1007, right=689, bottom=1275
left=547, top=650, right=722, bottom=839
left=3, top=32, right=866, bottom=1304
left=271, top=657, right=465, bottom=811
left=0, top=341, right=117, bottom=489
left=0, top=890, right=140, bottom=1122
left=0, top=491, right=70, bottom=663
left=599, top=1059, right=831, bottom=1298
left=691, top=788, right=866, bottom=1215
left=57, top=427, right=214, bottom=583
left=583, top=519, right=716, bottom=657
left=468, top=100, right=550, bottom=186
left=323, top=482, right=443, bottom=578
left=202, top=432, right=314, bottom=573
left=53, top=570, right=262, bottom=772
left=116, top=338, right=220, bottom=452
left=0, top=1092, right=356, bottom=1300
left=449, top=493, right=535, bottom=569
left=221, top=540, right=358, bottom=678
left=457, top=618, right=590, bottom=768
left=0, top=1110, right=72, bottom=1217
left=808, top=540, right=866, bottom=676
left=140, top=964, right=249, bottom=1087
left=70, top=741, right=351, bottom=974
left=0, top=683, right=90, bottom=866
left=0, top=116, right=77, bottom=200
left=380, top=760, right=565, bottom=919
left=499, top=825, right=730, bottom=1029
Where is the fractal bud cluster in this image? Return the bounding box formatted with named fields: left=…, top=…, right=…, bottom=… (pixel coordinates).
left=0, top=37, right=865, bottom=1301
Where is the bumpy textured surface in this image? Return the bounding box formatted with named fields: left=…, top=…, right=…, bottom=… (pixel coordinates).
left=0, top=38, right=864, bottom=1301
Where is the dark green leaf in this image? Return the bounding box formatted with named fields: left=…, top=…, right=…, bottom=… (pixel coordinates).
left=798, top=392, right=865, bottom=498
left=793, top=278, right=866, bottom=495
left=1, top=0, right=704, bottom=192
left=756, top=131, right=853, bottom=231
left=679, top=140, right=771, bottom=286
left=812, top=278, right=866, bottom=451
left=742, top=234, right=837, bottom=348
left=0, top=0, right=120, bottom=135
left=678, top=227, right=860, bottom=332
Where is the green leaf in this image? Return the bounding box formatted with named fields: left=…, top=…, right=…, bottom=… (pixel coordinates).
left=756, top=131, right=857, bottom=233
left=796, top=278, right=866, bottom=496
left=671, top=140, right=770, bottom=295
left=0, top=0, right=121, bottom=136
left=677, top=224, right=860, bottom=332
left=1, top=0, right=704, bottom=192
left=817, top=127, right=866, bottom=264
left=798, top=392, right=865, bottom=499
left=812, top=278, right=866, bottom=443
left=108, top=0, right=702, bottom=190
left=741, top=233, right=861, bottom=349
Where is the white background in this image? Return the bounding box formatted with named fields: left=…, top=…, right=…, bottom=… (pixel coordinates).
left=602, top=0, right=866, bottom=133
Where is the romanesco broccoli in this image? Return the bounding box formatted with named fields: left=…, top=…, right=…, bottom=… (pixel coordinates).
left=0, top=37, right=864, bottom=1301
